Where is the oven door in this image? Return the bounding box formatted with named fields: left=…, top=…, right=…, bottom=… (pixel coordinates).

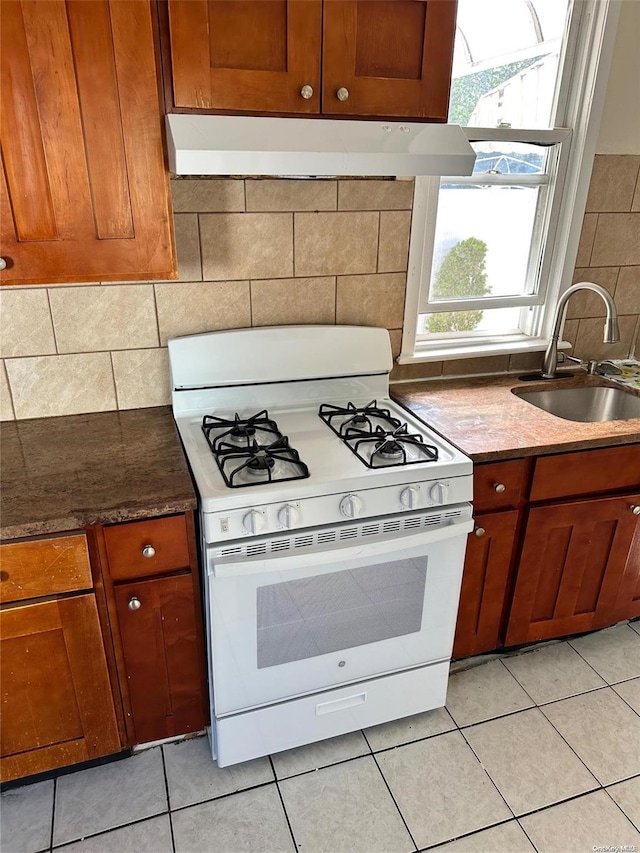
left=207, top=509, right=473, bottom=716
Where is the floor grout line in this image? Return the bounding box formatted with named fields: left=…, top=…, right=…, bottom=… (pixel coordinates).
left=417, top=815, right=518, bottom=852
left=270, top=755, right=299, bottom=853
left=602, top=784, right=640, bottom=834
left=50, top=811, right=170, bottom=850
left=49, top=777, right=56, bottom=852
left=368, top=750, right=420, bottom=851
left=160, top=747, right=176, bottom=853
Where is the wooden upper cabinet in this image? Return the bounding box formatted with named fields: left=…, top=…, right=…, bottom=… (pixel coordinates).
left=322, top=0, right=457, bottom=119
left=164, top=0, right=457, bottom=120
left=168, top=0, right=323, bottom=113
left=0, top=0, right=176, bottom=286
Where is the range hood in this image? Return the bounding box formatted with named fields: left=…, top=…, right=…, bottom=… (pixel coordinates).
left=166, top=114, right=476, bottom=177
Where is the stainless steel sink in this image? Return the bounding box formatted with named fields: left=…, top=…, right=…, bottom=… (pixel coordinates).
left=515, top=385, right=640, bottom=422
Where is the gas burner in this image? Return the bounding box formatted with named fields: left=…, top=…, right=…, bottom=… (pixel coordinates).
left=375, top=439, right=404, bottom=460
left=319, top=400, right=402, bottom=437
left=320, top=404, right=439, bottom=469
left=203, top=410, right=280, bottom=451
left=246, top=451, right=276, bottom=475
left=201, top=415, right=310, bottom=488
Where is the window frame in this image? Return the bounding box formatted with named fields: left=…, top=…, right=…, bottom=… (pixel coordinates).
left=398, top=0, right=622, bottom=365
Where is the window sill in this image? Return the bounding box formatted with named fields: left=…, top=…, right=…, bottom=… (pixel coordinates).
left=397, top=336, right=571, bottom=364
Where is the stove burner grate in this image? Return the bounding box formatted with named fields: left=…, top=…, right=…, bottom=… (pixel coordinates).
left=319, top=400, right=402, bottom=437
left=201, top=411, right=310, bottom=488
left=319, top=401, right=438, bottom=468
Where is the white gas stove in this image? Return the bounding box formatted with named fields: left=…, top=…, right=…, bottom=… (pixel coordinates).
left=169, top=326, right=473, bottom=766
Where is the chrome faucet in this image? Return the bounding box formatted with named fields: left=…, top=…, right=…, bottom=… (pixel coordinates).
left=541, top=282, right=620, bottom=379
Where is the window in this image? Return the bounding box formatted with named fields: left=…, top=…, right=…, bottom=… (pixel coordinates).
left=400, top=0, right=620, bottom=363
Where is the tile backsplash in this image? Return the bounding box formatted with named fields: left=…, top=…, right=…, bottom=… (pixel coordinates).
left=1, top=161, right=638, bottom=421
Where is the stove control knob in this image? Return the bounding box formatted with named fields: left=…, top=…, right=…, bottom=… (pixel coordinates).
left=400, top=487, right=419, bottom=509
left=339, top=494, right=362, bottom=519
left=278, top=504, right=300, bottom=529
left=243, top=510, right=265, bottom=535
left=429, top=481, right=449, bottom=504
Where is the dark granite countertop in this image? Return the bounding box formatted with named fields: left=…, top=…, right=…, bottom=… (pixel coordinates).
left=392, top=373, right=640, bottom=463
left=0, top=407, right=196, bottom=541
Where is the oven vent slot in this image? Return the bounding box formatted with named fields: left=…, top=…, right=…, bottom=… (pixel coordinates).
left=444, top=509, right=463, bottom=519
left=294, top=535, right=314, bottom=548
left=424, top=514, right=443, bottom=526
left=271, top=540, right=290, bottom=551
left=404, top=517, right=422, bottom=529
left=382, top=520, right=401, bottom=532
left=247, top=543, right=267, bottom=555
left=339, top=527, right=358, bottom=539
left=362, top=524, right=379, bottom=536
left=317, top=531, right=337, bottom=543
left=220, top=545, right=243, bottom=556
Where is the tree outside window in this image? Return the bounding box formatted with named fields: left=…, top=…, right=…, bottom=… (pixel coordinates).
left=426, top=237, right=489, bottom=333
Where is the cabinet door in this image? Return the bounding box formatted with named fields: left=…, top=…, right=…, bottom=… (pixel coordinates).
left=0, top=595, right=121, bottom=782
left=613, top=522, right=640, bottom=622
left=505, top=494, right=640, bottom=646
left=322, top=0, right=457, bottom=119
left=453, top=511, right=518, bottom=659
left=114, top=574, right=207, bottom=745
left=0, top=0, right=175, bottom=286
left=168, top=0, right=322, bottom=114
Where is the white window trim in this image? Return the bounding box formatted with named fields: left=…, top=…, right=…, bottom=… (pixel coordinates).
left=398, top=0, right=622, bottom=365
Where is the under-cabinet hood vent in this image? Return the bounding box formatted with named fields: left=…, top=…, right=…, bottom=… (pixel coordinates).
left=165, top=114, right=476, bottom=177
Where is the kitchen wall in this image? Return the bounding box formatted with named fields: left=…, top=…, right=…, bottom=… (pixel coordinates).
left=1, top=163, right=639, bottom=421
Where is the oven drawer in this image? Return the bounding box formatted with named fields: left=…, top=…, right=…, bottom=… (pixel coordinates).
left=214, top=661, right=449, bottom=766
left=104, top=515, right=190, bottom=581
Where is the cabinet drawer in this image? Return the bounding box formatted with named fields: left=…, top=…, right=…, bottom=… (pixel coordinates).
left=531, top=445, right=640, bottom=502
left=0, top=535, right=91, bottom=604
left=473, top=460, right=528, bottom=512
left=104, top=515, right=190, bottom=581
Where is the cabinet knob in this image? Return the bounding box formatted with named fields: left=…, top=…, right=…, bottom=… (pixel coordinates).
left=493, top=483, right=506, bottom=493
left=300, top=84, right=314, bottom=99
left=631, top=505, right=640, bottom=516
left=128, top=597, right=142, bottom=611
left=142, top=544, right=156, bottom=558
left=0, top=258, right=6, bottom=271
left=474, top=527, right=486, bottom=537
left=336, top=87, right=350, bottom=102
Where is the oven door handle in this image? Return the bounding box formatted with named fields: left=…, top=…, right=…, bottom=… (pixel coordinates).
left=210, top=517, right=474, bottom=578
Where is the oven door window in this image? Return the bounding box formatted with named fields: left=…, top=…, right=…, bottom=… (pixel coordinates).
left=257, top=558, right=427, bottom=668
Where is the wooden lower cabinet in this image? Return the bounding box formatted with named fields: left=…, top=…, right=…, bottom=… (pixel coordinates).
left=0, top=594, right=120, bottom=782
left=114, top=573, right=206, bottom=744
left=453, top=510, right=518, bottom=659
left=505, top=493, right=640, bottom=646
left=96, top=512, right=208, bottom=746
left=614, top=525, right=640, bottom=622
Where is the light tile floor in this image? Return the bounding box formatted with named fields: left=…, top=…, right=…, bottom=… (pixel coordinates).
left=3, top=622, right=640, bottom=853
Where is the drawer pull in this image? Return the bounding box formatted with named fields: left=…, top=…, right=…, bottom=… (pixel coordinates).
left=128, top=597, right=142, bottom=611
left=631, top=505, right=640, bottom=516
left=142, top=544, right=156, bottom=558
left=474, top=527, right=486, bottom=537
left=493, top=483, right=506, bottom=493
